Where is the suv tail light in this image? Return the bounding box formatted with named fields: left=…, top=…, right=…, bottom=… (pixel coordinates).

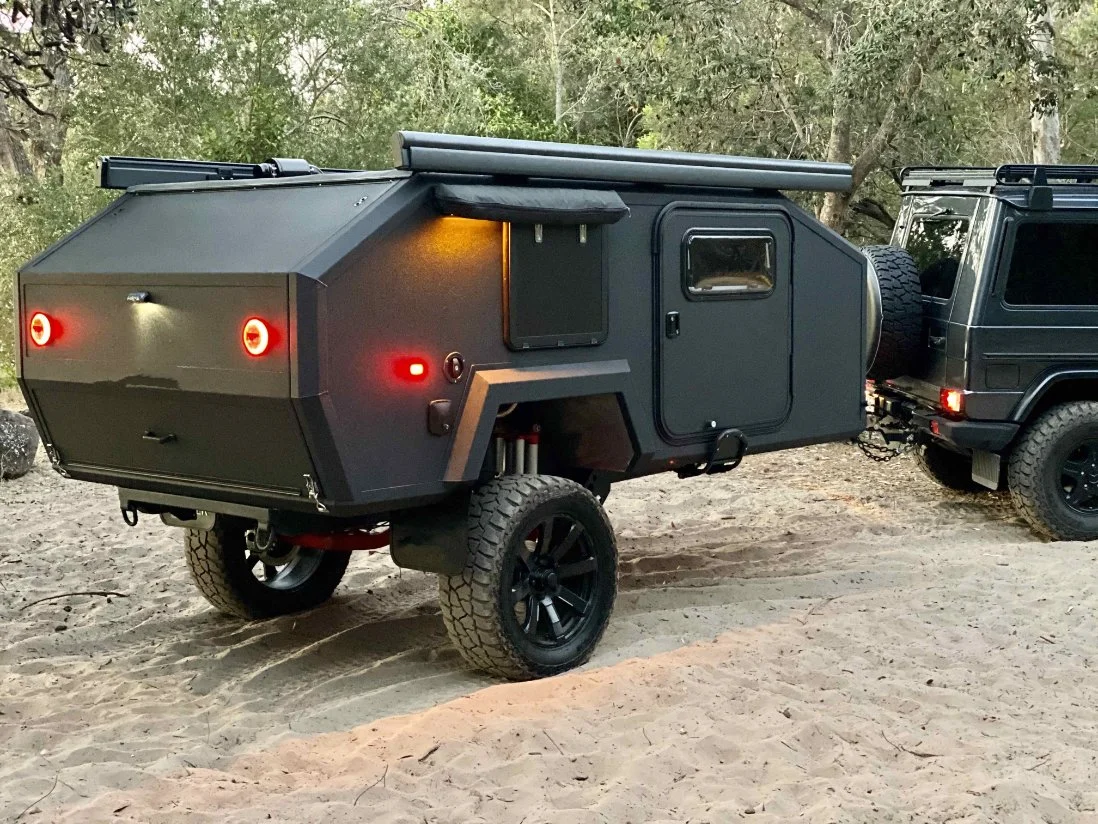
left=940, top=388, right=965, bottom=417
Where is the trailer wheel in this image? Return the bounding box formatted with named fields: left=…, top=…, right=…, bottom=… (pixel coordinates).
left=184, top=519, right=350, bottom=619
left=439, top=475, right=617, bottom=680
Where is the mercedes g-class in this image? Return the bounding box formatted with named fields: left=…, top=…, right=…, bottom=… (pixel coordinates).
left=869, top=164, right=1098, bottom=541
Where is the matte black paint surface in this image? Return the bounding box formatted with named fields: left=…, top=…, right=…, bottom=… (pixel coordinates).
left=18, top=168, right=868, bottom=519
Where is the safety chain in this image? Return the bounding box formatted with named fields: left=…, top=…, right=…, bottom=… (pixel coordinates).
left=853, top=427, right=916, bottom=463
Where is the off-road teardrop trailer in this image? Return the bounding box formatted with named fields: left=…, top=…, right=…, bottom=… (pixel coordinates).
left=15, top=132, right=880, bottom=679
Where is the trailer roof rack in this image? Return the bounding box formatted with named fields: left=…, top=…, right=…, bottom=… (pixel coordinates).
left=97, top=155, right=354, bottom=190
left=394, top=131, right=854, bottom=193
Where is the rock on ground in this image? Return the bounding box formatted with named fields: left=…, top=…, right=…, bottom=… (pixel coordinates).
left=0, top=409, right=40, bottom=480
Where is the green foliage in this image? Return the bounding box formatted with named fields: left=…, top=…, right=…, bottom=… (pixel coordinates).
left=0, top=173, right=112, bottom=386
left=3, top=0, right=1098, bottom=375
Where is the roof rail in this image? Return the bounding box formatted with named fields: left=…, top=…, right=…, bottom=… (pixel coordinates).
left=394, top=131, right=853, bottom=193
left=995, top=164, right=1098, bottom=185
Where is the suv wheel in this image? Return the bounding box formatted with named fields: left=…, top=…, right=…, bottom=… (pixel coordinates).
left=1008, top=402, right=1098, bottom=540
left=916, top=442, right=986, bottom=493
left=185, top=519, right=351, bottom=619
left=438, top=475, right=617, bottom=680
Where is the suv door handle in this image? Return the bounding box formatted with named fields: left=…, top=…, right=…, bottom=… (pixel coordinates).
left=142, top=431, right=176, bottom=444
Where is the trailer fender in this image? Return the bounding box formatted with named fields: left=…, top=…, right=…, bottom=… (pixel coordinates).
left=445, top=361, right=634, bottom=483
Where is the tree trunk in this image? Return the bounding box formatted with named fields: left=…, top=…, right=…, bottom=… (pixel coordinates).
left=0, top=96, right=33, bottom=177
left=818, top=87, right=853, bottom=231
left=1030, top=4, right=1061, bottom=165
left=549, top=0, right=565, bottom=133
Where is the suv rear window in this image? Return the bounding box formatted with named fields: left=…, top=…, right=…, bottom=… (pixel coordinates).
left=906, top=218, right=970, bottom=300
left=1005, top=222, right=1098, bottom=306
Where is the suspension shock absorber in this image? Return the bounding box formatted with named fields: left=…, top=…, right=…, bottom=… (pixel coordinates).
left=525, top=426, right=540, bottom=474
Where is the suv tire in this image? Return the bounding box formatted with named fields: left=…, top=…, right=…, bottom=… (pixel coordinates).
left=916, top=442, right=986, bottom=493
left=185, top=519, right=351, bottom=619
left=1008, top=402, right=1098, bottom=540
left=865, top=245, right=923, bottom=380
left=439, top=475, right=617, bottom=680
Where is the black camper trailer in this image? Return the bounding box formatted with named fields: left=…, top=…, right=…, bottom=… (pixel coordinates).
left=15, top=132, right=888, bottom=679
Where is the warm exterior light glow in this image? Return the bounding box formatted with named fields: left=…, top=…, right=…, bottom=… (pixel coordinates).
left=941, top=388, right=964, bottom=416
left=29, top=313, right=52, bottom=346
left=242, top=318, right=271, bottom=356
left=392, top=356, right=429, bottom=382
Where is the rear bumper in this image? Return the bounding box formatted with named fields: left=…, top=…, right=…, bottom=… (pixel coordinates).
left=912, top=413, right=1019, bottom=452
left=873, top=387, right=1018, bottom=453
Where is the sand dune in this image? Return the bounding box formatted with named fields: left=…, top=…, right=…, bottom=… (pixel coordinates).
left=3, top=398, right=1097, bottom=822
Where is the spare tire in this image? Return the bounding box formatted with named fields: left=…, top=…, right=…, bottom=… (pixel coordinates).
left=864, top=245, right=923, bottom=380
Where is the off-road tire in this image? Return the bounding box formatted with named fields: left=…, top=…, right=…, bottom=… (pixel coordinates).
left=1008, top=402, right=1098, bottom=541
left=185, top=520, right=350, bottom=619
left=916, top=442, right=986, bottom=493
left=439, top=475, right=617, bottom=680
left=865, top=245, right=923, bottom=381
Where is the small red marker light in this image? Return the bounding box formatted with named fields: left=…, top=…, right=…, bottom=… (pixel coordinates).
left=940, top=388, right=964, bottom=416
left=29, top=312, right=53, bottom=347
left=242, top=318, right=270, bottom=356
left=393, top=356, right=429, bottom=382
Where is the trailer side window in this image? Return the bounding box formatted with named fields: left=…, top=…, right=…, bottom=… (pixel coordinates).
left=684, top=232, right=775, bottom=298
left=505, top=223, right=608, bottom=350
left=1005, top=222, right=1098, bottom=306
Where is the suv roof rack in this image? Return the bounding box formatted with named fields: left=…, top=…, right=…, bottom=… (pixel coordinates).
left=995, top=164, right=1098, bottom=185
left=394, top=131, right=854, bottom=193
left=900, top=167, right=997, bottom=190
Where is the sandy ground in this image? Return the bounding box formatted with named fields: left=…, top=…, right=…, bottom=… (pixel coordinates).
left=2, top=390, right=1098, bottom=822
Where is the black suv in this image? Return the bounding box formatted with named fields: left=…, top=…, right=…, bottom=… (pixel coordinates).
left=869, top=165, right=1098, bottom=541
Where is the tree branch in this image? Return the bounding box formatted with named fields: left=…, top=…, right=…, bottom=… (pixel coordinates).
left=774, top=0, right=828, bottom=31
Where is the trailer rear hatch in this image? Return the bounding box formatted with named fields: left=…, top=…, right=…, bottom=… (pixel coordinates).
left=17, top=179, right=395, bottom=502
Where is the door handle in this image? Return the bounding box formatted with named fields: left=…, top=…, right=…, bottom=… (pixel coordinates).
left=665, top=311, right=681, bottom=338
left=142, top=431, right=176, bottom=444
left=929, top=335, right=946, bottom=347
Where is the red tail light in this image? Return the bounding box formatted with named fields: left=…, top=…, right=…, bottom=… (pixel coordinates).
left=940, top=388, right=964, bottom=416
left=29, top=312, right=53, bottom=347
left=242, top=318, right=271, bottom=356
left=393, top=356, right=429, bottom=382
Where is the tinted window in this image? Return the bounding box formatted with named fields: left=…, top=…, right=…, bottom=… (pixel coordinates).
left=685, top=234, right=774, bottom=297
left=906, top=218, right=970, bottom=299
left=1005, top=222, right=1098, bottom=306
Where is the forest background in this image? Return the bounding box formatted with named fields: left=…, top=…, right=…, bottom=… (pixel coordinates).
left=1, top=0, right=1091, bottom=383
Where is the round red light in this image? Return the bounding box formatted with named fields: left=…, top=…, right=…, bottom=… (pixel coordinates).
left=29, top=313, right=52, bottom=347
left=242, top=318, right=270, bottom=356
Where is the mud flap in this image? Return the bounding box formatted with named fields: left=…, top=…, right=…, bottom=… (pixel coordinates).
left=971, top=450, right=1002, bottom=491
left=390, top=491, right=472, bottom=574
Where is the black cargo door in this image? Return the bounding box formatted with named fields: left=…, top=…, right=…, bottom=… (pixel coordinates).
left=658, top=207, right=792, bottom=439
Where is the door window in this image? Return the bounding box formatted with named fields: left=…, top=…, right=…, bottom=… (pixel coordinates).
left=683, top=232, right=775, bottom=298
left=1004, top=221, right=1098, bottom=306
left=906, top=217, right=970, bottom=300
